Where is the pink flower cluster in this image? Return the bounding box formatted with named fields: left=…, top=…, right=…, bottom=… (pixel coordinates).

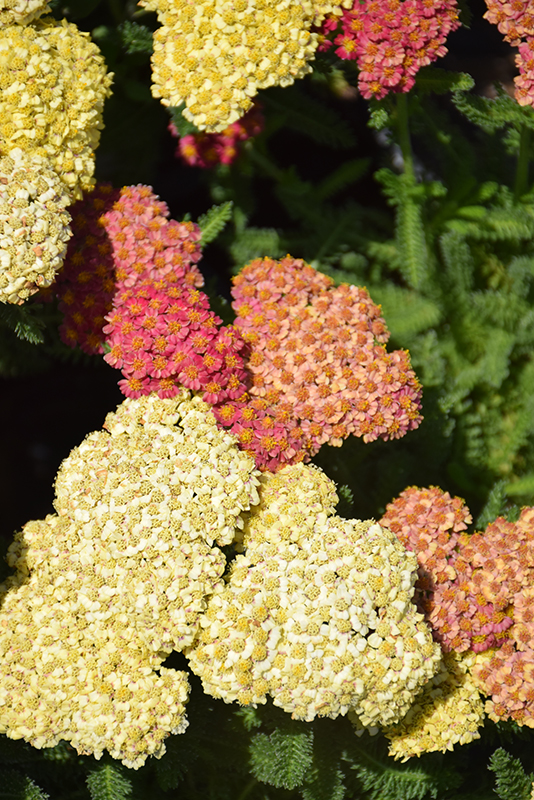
left=484, top=0, right=534, bottom=106
left=169, top=105, right=264, bottom=168
left=319, top=0, right=460, bottom=99
left=104, top=282, right=248, bottom=401
left=211, top=256, right=423, bottom=470
left=57, top=184, right=249, bottom=404
left=56, top=184, right=204, bottom=354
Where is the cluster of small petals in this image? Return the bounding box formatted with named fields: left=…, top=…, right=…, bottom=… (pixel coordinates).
left=104, top=279, right=250, bottom=405
left=380, top=486, right=471, bottom=607
left=139, top=0, right=351, bottom=132
left=0, top=0, right=49, bottom=25
left=56, top=183, right=203, bottom=354
left=470, top=644, right=534, bottom=728
left=514, top=39, right=534, bottom=106
left=318, top=0, right=460, bottom=99
left=483, top=0, right=534, bottom=106
left=212, top=256, right=422, bottom=470
left=382, top=493, right=534, bottom=662
left=186, top=463, right=440, bottom=726
left=383, top=651, right=485, bottom=759
left=0, top=392, right=259, bottom=767
left=0, top=19, right=112, bottom=198
left=0, top=149, right=72, bottom=304
left=484, top=0, right=534, bottom=46
left=170, top=104, right=264, bottom=168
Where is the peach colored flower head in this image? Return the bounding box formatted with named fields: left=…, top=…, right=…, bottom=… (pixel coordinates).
left=213, top=256, right=422, bottom=470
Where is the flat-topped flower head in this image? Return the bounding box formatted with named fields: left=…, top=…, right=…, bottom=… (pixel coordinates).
left=0, top=149, right=71, bottom=304
left=0, top=0, right=49, bottom=25
left=213, top=255, right=422, bottom=470
left=383, top=651, right=485, bottom=759
left=139, top=0, right=352, bottom=132
left=0, top=392, right=259, bottom=766
left=187, top=463, right=440, bottom=725
left=318, top=0, right=460, bottom=99
left=0, top=19, right=112, bottom=198
left=56, top=183, right=203, bottom=354
left=104, top=278, right=250, bottom=404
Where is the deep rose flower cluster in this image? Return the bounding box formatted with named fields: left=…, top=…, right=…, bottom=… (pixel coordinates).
left=169, top=105, right=264, bottom=168
left=104, top=281, right=249, bottom=403
left=484, top=0, right=534, bottom=106
left=56, top=184, right=204, bottom=354
left=318, top=0, right=460, bottom=99
left=211, top=256, right=422, bottom=470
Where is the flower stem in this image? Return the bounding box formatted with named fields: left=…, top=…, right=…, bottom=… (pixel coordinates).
left=396, top=93, right=415, bottom=183
left=514, top=124, right=530, bottom=203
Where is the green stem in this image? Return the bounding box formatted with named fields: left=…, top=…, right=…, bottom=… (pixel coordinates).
left=396, top=93, right=415, bottom=183
left=514, top=124, right=530, bottom=203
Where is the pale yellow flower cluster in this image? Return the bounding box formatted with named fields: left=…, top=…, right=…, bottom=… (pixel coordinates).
left=0, top=19, right=111, bottom=197
left=0, top=0, right=49, bottom=25
left=383, top=651, right=486, bottom=760
left=186, top=463, right=441, bottom=725
left=0, top=392, right=259, bottom=767
left=140, top=0, right=351, bottom=132
left=0, top=149, right=72, bottom=303
left=0, top=16, right=112, bottom=302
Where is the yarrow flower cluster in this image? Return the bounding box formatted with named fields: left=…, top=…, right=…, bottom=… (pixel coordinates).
left=0, top=149, right=72, bottom=303
left=0, top=392, right=259, bottom=767
left=484, top=0, right=534, bottom=106
left=0, top=0, right=49, bottom=25
left=186, top=463, right=440, bottom=725
left=0, top=18, right=112, bottom=198
left=170, top=104, right=264, bottom=168
left=56, top=183, right=204, bottom=354
left=380, top=486, right=518, bottom=654
left=104, top=281, right=250, bottom=403
left=212, top=256, right=422, bottom=470
left=383, top=488, right=534, bottom=732
left=0, top=15, right=112, bottom=302
left=383, top=651, right=485, bottom=760
left=318, top=0, right=460, bottom=99
left=139, top=0, right=351, bottom=132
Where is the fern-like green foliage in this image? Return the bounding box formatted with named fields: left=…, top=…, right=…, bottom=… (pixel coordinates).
left=249, top=725, right=314, bottom=790
left=86, top=764, right=132, bottom=800
left=197, top=202, right=233, bottom=246
left=0, top=305, right=45, bottom=345
left=117, top=21, right=153, bottom=55
left=0, top=771, right=49, bottom=800
left=488, top=749, right=533, bottom=800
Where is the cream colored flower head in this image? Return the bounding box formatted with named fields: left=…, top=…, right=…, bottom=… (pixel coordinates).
left=140, top=0, right=351, bottom=132
left=0, top=392, right=259, bottom=767
left=0, top=148, right=72, bottom=304
left=0, top=18, right=112, bottom=198
left=0, top=0, right=49, bottom=25
left=383, top=651, right=486, bottom=760
left=187, top=463, right=441, bottom=725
